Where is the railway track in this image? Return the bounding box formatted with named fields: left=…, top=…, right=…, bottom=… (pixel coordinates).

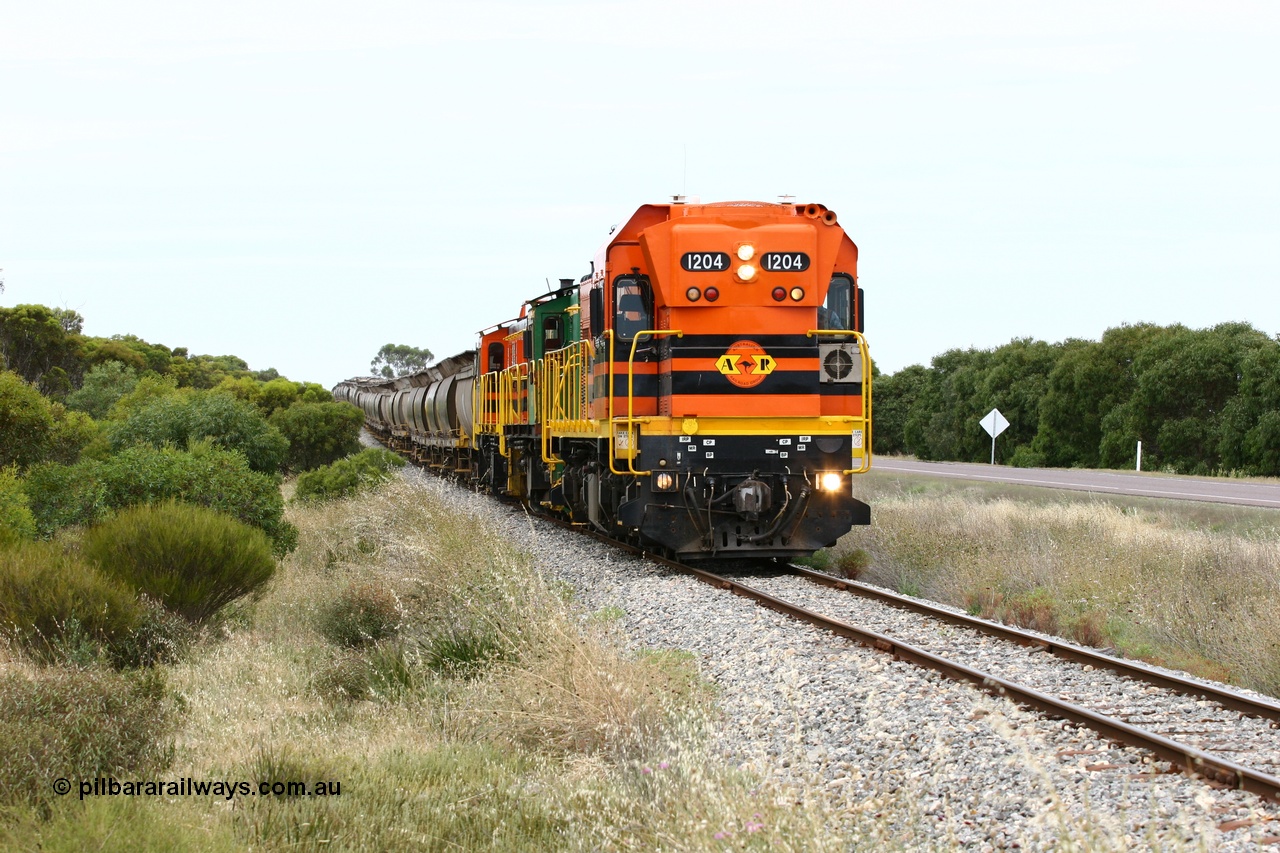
left=693, top=562, right=1280, bottom=804
left=545, top=517, right=1280, bottom=804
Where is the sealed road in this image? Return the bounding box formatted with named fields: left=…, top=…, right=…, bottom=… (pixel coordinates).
left=873, top=459, right=1280, bottom=509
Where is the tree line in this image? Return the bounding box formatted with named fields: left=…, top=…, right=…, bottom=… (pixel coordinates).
left=1, top=302, right=369, bottom=552
left=873, top=321, right=1280, bottom=476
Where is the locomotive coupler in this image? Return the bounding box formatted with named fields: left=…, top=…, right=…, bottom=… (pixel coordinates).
left=731, top=477, right=773, bottom=521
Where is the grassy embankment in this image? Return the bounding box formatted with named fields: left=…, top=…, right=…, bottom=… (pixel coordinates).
left=3, top=478, right=893, bottom=851
left=825, top=467, right=1280, bottom=696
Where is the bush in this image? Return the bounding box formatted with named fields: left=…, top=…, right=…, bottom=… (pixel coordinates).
left=20, top=460, right=109, bottom=538
left=316, top=580, right=401, bottom=647
left=106, top=374, right=180, bottom=420
left=835, top=548, right=872, bottom=579
left=66, top=361, right=139, bottom=419
left=0, top=540, right=142, bottom=661
left=0, top=467, right=36, bottom=546
left=270, top=401, right=364, bottom=472
left=82, top=501, right=278, bottom=624
left=294, top=448, right=405, bottom=503
left=0, top=370, right=53, bottom=469
left=0, top=667, right=174, bottom=806
left=424, top=625, right=508, bottom=678
left=1009, top=445, right=1047, bottom=469
left=23, top=445, right=298, bottom=555
left=109, top=389, right=288, bottom=473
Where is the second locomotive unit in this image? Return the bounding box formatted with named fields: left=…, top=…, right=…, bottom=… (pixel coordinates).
left=336, top=199, right=872, bottom=560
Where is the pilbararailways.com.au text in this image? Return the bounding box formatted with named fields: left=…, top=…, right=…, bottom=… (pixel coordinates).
left=54, top=776, right=342, bottom=800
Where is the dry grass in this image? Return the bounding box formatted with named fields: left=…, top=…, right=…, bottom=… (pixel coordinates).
left=0, top=474, right=1237, bottom=849
left=838, top=470, right=1280, bottom=694
left=4, top=479, right=859, bottom=850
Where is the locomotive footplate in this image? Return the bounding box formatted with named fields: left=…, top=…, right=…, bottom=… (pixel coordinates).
left=617, top=433, right=870, bottom=559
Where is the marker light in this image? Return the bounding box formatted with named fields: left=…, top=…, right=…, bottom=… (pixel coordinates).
left=686, top=287, right=701, bottom=302
left=789, top=286, right=805, bottom=301
left=737, top=264, right=757, bottom=282
left=820, top=472, right=842, bottom=492
left=704, top=287, right=720, bottom=302
left=771, top=287, right=786, bottom=302
left=737, top=244, right=755, bottom=261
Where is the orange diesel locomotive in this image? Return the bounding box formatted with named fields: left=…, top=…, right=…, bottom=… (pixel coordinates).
left=336, top=199, right=871, bottom=560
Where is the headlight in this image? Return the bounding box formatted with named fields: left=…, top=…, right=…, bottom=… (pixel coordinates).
left=736, top=264, right=757, bottom=282
left=819, top=472, right=842, bottom=492
left=737, top=244, right=755, bottom=261
left=653, top=471, right=677, bottom=492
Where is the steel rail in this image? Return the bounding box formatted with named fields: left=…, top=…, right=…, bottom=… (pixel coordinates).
left=788, top=566, right=1280, bottom=725
left=669, top=562, right=1280, bottom=804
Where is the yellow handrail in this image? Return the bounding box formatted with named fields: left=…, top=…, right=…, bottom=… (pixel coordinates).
left=608, top=329, right=682, bottom=476
left=540, top=338, right=596, bottom=464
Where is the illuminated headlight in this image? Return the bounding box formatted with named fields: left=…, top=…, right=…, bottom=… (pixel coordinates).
left=653, top=471, right=677, bottom=492
left=737, top=264, right=757, bottom=282
left=818, top=472, right=842, bottom=492
left=789, top=286, right=805, bottom=301
left=737, top=244, right=755, bottom=261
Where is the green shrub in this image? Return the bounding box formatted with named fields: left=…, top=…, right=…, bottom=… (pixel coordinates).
left=0, top=540, right=142, bottom=662
left=793, top=549, right=832, bottom=571
left=66, top=361, right=139, bottom=419
left=82, top=501, right=278, bottom=624
left=23, top=445, right=297, bottom=555
left=0, top=667, right=175, bottom=806
left=109, top=389, right=288, bottom=473
left=269, top=401, right=364, bottom=471
left=0, top=467, right=36, bottom=546
left=1009, top=445, right=1047, bottom=469
left=20, top=460, right=109, bottom=538
left=316, top=581, right=400, bottom=647
left=294, top=448, right=404, bottom=503
left=256, top=377, right=302, bottom=415
left=105, top=374, right=180, bottom=421
left=0, top=370, right=53, bottom=469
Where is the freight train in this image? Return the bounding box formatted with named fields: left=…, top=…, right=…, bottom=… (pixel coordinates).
left=335, top=199, right=872, bottom=560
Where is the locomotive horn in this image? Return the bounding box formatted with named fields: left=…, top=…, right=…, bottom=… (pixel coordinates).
left=822, top=210, right=838, bottom=225
left=804, top=204, right=823, bottom=218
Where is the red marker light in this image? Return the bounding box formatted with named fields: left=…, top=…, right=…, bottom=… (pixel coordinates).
left=705, top=287, right=720, bottom=302
left=772, top=287, right=786, bottom=302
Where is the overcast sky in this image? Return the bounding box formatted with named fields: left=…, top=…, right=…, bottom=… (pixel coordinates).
left=3, top=1, right=1277, bottom=389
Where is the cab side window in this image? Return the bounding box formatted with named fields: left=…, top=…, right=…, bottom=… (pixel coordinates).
left=613, top=276, right=652, bottom=342
left=821, top=275, right=852, bottom=332
left=543, top=315, right=564, bottom=353
left=487, top=342, right=504, bottom=372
